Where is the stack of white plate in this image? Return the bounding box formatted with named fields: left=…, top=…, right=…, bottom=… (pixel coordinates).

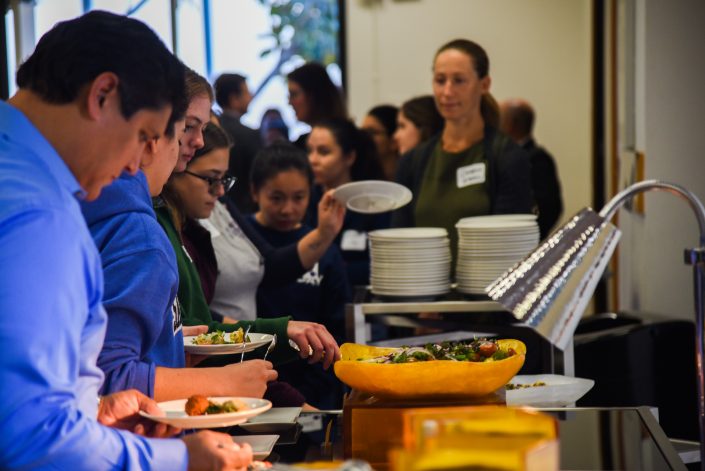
left=368, top=228, right=451, bottom=297
left=455, top=215, right=540, bottom=295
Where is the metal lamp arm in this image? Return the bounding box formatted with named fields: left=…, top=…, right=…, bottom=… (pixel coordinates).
left=599, top=178, right=705, bottom=469
left=598, top=179, right=705, bottom=244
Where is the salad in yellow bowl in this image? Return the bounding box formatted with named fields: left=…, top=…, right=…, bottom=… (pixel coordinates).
left=334, top=339, right=526, bottom=399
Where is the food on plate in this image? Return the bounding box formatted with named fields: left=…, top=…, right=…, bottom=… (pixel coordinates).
left=334, top=339, right=526, bottom=399
left=505, top=381, right=547, bottom=390
left=184, top=395, right=248, bottom=416
left=191, top=328, right=248, bottom=345
left=359, top=339, right=517, bottom=364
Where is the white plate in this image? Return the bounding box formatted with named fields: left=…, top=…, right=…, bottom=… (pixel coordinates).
left=457, top=214, right=537, bottom=224
left=139, top=397, right=272, bottom=429
left=333, top=180, right=412, bottom=214
left=505, top=374, right=595, bottom=407
left=183, top=333, right=273, bottom=355
left=369, top=227, right=447, bottom=239
left=232, top=434, right=279, bottom=460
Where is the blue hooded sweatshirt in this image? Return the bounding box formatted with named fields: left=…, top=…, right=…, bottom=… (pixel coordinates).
left=81, top=172, right=184, bottom=397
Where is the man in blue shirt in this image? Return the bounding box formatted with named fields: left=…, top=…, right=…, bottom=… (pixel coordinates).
left=0, top=11, right=252, bottom=470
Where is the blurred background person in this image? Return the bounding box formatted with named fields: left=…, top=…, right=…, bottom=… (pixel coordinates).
left=306, top=118, right=388, bottom=290
left=500, top=98, right=563, bottom=239
left=394, top=95, right=444, bottom=156
left=361, top=104, right=399, bottom=181
left=214, top=72, right=262, bottom=213
left=392, top=39, right=533, bottom=269
left=287, top=62, right=348, bottom=149
left=260, top=107, right=290, bottom=146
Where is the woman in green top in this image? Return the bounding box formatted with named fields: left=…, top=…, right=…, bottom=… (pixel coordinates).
left=392, top=39, right=533, bottom=266
left=156, top=70, right=341, bottom=370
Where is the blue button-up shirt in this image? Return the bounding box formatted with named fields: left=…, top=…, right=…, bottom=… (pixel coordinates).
left=0, top=100, right=187, bottom=469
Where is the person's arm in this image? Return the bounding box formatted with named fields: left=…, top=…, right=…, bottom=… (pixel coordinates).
left=296, top=190, right=345, bottom=269
left=154, top=360, right=278, bottom=402
left=98, top=247, right=179, bottom=397
left=0, top=209, right=187, bottom=470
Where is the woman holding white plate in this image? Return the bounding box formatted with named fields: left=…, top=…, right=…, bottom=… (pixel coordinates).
left=305, top=118, right=392, bottom=289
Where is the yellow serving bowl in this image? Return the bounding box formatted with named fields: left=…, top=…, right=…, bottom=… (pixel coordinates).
left=334, top=340, right=526, bottom=399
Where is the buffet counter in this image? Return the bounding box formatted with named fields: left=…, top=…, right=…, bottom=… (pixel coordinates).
left=257, top=405, right=690, bottom=470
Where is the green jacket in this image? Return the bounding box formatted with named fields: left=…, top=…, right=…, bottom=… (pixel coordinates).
left=154, top=201, right=294, bottom=364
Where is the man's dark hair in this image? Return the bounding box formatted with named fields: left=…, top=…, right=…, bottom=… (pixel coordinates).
left=510, top=103, right=535, bottom=136
left=16, top=10, right=186, bottom=120
left=214, top=73, right=247, bottom=110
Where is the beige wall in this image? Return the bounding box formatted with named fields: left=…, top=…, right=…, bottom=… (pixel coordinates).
left=616, top=0, right=705, bottom=320
left=346, top=0, right=593, bottom=230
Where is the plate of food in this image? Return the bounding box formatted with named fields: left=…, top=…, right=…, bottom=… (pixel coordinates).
left=139, top=395, right=272, bottom=429
left=505, top=374, right=595, bottom=407
left=334, top=339, right=526, bottom=399
left=183, top=329, right=273, bottom=355
left=333, top=180, right=412, bottom=214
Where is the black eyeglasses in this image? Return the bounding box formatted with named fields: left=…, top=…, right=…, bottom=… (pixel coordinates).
left=183, top=170, right=237, bottom=194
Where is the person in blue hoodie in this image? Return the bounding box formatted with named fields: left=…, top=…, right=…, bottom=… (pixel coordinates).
left=81, top=109, right=277, bottom=402
left=247, top=142, right=350, bottom=410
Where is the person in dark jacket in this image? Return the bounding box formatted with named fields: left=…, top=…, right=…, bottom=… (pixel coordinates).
left=391, top=39, right=533, bottom=267
left=214, top=73, right=262, bottom=213
left=249, top=142, right=350, bottom=409
left=500, top=98, right=563, bottom=239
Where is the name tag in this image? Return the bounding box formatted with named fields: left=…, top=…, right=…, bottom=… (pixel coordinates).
left=456, top=162, right=486, bottom=188
left=340, top=230, right=367, bottom=251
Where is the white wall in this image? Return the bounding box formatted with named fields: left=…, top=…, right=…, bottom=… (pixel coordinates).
left=346, top=0, right=593, bottom=229
left=618, top=0, right=705, bottom=319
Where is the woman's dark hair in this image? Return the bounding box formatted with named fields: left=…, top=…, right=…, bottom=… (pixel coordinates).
left=366, top=105, right=398, bottom=137
left=16, top=10, right=186, bottom=120
left=163, top=123, right=232, bottom=226
left=192, top=122, right=232, bottom=161
left=287, top=62, right=347, bottom=124
left=400, top=95, right=444, bottom=142
left=434, top=38, right=499, bottom=128
left=250, top=142, right=314, bottom=192
left=316, top=118, right=385, bottom=182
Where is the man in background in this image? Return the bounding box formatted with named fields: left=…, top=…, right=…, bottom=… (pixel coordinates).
left=500, top=98, right=563, bottom=239
left=215, top=73, right=263, bottom=213
left=0, top=11, right=251, bottom=470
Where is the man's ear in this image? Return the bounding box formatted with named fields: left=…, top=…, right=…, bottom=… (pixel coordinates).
left=86, top=72, right=120, bottom=120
